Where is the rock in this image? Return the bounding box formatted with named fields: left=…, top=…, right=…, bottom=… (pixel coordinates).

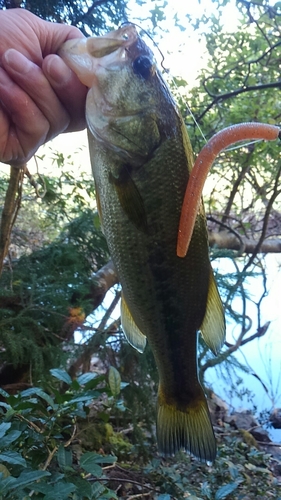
left=225, top=410, right=258, bottom=430
left=208, top=392, right=229, bottom=425
left=270, top=408, right=281, bottom=429
left=250, top=427, right=271, bottom=443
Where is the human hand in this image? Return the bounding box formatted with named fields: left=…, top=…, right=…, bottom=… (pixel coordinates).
left=0, top=8, right=88, bottom=166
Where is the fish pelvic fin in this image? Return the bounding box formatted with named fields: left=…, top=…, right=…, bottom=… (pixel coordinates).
left=121, top=294, right=147, bottom=353
left=200, top=266, right=225, bottom=355
left=157, top=384, right=216, bottom=464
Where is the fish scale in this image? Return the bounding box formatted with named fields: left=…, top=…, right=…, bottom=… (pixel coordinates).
left=59, top=24, right=225, bottom=463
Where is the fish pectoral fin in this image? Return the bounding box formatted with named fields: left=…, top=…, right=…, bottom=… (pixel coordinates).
left=109, top=166, right=148, bottom=232
left=200, top=266, right=225, bottom=355
left=121, top=294, right=146, bottom=353
left=157, top=384, right=216, bottom=463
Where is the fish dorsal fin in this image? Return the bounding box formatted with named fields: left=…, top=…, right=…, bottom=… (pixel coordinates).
left=121, top=294, right=147, bottom=353
left=109, top=166, right=147, bottom=232
left=200, top=267, right=225, bottom=355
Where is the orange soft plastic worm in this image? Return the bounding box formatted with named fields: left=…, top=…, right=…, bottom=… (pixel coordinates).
left=177, top=123, right=281, bottom=258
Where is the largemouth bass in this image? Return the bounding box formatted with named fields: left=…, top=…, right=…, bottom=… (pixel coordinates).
left=59, top=25, right=225, bottom=463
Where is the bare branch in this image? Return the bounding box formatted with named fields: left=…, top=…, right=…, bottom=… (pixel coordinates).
left=201, top=322, right=270, bottom=374
left=243, top=162, right=281, bottom=270
left=196, top=81, right=281, bottom=122
left=208, top=231, right=281, bottom=253
left=0, top=165, right=25, bottom=276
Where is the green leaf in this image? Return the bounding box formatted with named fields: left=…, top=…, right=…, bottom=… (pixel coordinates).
left=91, top=482, right=106, bottom=497
left=31, top=480, right=76, bottom=499
left=70, top=379, right=80, bottom=391
left=157, top=495, right=171, bottom=500
left=100, top=488, right=118, bottom=499
left=0, top=422, right=11, bottom=439
left=51, top=388, right=65, bottom=405
left=83, top=461, right=103, bottom=477
left=80, top=452, right=110, bottom=476
left=0, top=475, right=17, bottom=494
left=215, top=482, right=239, bottom=500
left=0, top=450, right=27, bottom=467
left=108, top=366, right=121, bottom=396
left=79, top=452, right=116, bottom=478
left=71, top=476, right=93, bottom=498
left=12, top=470, right=50, bottom=489
left=82, top=452, right=116, bottom=465
left=45, top=482, right=76, bottom=499
left=1, top=430, right=22, bottom=448
left=0, top=388, right=9, bottom=398
left=68, top=390, right=100, bottom=404
left=84, top=374, right=106, bottom=390
left=57, top=445, right=73, bottom=470
left=0, top=401, right=11, bottom=411
left=76, top=372, right=97, bottom=386
left=20, top=388, right=56, bottom=409
left=50, top=368, right=72, bottom=385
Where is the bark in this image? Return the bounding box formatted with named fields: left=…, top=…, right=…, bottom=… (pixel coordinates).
left=208, top=230, right=281, bottom=254
left=0, top=165, right=25, bottom=276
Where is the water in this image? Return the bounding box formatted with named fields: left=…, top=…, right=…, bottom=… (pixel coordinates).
left=206, top=253, right=281, bottom=442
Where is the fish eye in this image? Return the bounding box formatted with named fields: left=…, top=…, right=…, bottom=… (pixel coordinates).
left=133, top=55, right=154, bottom=79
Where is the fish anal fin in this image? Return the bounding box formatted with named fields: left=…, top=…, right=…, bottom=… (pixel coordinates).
left=157, top=383, right=216, bottom=464
left=109, top=166, right=147, bottom=232
left=121, top=294, right=146, bottom=353
left=200, top=267, right=225, bottom=355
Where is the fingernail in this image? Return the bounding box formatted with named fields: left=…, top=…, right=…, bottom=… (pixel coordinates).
left=4, top=49, right=33, bottom=74
left=44, top=55, right=72, bottom=87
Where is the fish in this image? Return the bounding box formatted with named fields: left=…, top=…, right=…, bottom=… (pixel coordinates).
left=59, top=25, right=225, bottom=463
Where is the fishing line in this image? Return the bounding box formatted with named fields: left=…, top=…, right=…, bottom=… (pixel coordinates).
left=167, top=72, right=208, bottom=144
left=223, top=139, right=263, bottom=153
left=121, top=20, right=208, bottom=143
left=185, top=102, right=207, bottom=144
left=120, top=21, right=167, bottom=71
left=121, top=21, right=263, bottom=152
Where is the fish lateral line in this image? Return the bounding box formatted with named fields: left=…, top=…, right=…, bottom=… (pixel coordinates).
left=177, top=122, right=281, bottom=258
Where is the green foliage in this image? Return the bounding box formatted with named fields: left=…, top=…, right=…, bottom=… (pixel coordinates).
left=0, top=206, right=109, bottom=376
left=185, top=3, right=281, bottom=182
left=0, top=3, right=281, bottom=498
left=0, top=369, right=121, bottom=499
left=168, top=1, right=281, bottom=389
left=143, top=430, right=280, bottom=499
left=0, top=0, right=128, bottom=36
left=1, top=368, right=280, bottom=499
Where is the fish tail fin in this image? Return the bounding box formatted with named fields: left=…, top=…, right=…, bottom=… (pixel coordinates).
left=156, top=384, right=216, bottom=464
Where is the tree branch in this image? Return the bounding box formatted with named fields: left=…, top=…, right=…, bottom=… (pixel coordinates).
left=208, top=231, right=281, bottom=253
left=201, top=322, right=270, bottom=374
left=243, top=162, right=281, bottom=270
left=0, top=165, right=25, bottom=276
left=197, top=81, right=281, bottom=122
left=72, top=0, right=116, bottom=27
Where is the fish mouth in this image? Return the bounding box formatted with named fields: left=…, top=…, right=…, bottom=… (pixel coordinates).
left=58, top=25, right=139, bottom=87
left=86, top=25, right=138, bottom=58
